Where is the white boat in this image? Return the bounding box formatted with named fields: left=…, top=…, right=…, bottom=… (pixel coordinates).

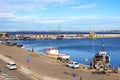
left=45, top=48, right=59, bottom=55
left=58, top=54, right=70, bottom=59
left=45, top=48, right=70, bottom=59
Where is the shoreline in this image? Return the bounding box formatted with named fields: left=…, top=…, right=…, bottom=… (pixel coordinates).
left=24, top=46, right=91, bottom=68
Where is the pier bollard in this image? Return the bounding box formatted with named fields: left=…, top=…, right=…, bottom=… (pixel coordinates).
left=51, top=57, right=55, bottom=60
left=56, top=58, right=60, bottom=63
left=52, top=57, right=55, bottom=60
left=48, top=55, right=50, bottom=58
left=79, top=66, right=82, bottom=69
left=79, top=65, right=83, bottom=69
left=84, top=67, right=88, bottom=70
left=57, top=60, right=60, bottom=63
left=106, top=69, right=113, bottom=73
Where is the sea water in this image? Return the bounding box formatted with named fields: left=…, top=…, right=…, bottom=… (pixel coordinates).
left=15, top=38, right=120, bottom=68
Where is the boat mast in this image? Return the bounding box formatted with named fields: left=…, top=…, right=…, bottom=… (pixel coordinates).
left=57, top=24, right=62, bottom=35
left=101, top=44, right=105, bottom=52
left=101, top=44, right=106, bottom=71
left=91, top=33, right=95, bottom=69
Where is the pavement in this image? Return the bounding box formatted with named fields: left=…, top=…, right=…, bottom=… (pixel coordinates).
left=0, top=54, right=60, bottom=80
left=0, top=54, right=40, bottom=80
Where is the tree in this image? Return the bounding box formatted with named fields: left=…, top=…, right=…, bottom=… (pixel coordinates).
left=5, top=33, right=9, bottom=37
left=0, top=33, right=3, bottom=37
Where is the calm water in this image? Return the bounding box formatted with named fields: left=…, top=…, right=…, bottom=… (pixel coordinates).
left=15, top=38, right=120, bottom=68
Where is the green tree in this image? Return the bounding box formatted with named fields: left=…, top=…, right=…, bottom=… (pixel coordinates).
left=0, top=33, right=3, bottom=37
left=5, top=33, right=9, bottom=37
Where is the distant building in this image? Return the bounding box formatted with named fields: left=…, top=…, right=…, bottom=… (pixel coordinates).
left=88, top=32, right=98, bottom=38
left=89, top=32, right=95, bottom=37
left=0, top=32, right=9, bottom=38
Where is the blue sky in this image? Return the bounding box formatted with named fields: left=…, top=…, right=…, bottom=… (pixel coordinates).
left=0, top=0, right=120, bottom=31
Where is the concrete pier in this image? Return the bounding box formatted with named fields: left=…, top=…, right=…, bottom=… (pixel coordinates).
left=0, top=32, right=120, bottom=40
left=17, top=33, right=120, bottom=39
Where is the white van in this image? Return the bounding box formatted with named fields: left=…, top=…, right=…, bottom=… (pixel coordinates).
left=6, top=62, right=17, bottom=70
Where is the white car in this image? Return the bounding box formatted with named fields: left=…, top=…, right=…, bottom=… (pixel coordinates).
left=6, top=62, right=17, bottom=70
left=67, top=61, right=80, bottom=69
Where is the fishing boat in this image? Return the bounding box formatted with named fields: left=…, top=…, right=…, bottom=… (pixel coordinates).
left=45, top=48, right=59, bottom=56
left=45, top=48, right=70, bottom=59
left=90, top=44, right=110, bottom=71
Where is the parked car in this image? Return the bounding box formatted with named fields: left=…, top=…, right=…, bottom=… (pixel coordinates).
left=6, top=62, right=17, bottom=70
left=67, top=61, right=80, bottom=69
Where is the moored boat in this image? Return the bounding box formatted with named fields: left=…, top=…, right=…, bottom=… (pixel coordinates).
left=45, top=48, right=70, bottom=59
left=45, top=48, right=59, bottom=56
left=90, top=44, right=110, bottom=71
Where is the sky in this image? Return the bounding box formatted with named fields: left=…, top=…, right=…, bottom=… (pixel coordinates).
left=0, top=0, right=120, bottom=31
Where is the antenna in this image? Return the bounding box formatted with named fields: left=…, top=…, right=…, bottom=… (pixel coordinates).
left=91, top=34, right=94, bottom=69
left=57, top=24, right=62, bottom=33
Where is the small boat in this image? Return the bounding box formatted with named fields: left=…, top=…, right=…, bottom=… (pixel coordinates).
left=45, top=48, right=59, bottom=56
left=90, top=44, right=110, bottom=70
left=45, top=48, right=70, bottom=59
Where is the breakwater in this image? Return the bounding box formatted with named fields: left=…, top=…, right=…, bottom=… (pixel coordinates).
left=1, top=33, right=120, bottom=40
left=13, top=33, right=120, bottom=39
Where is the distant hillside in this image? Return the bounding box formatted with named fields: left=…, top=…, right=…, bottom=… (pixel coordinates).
left=96, top=30, right=120, bottom=33
left=0, top=30, right=120, bottom=35
left=109, top=30, right=120, bottom=33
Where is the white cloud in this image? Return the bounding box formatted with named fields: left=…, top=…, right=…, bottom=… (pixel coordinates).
left=69, top=15, right=101, bottom=20
left=0, top=4, right=46, bottom=14
left=0, top=0, right=74, bottom=13
left=1, top=0, right=73, bottom=4
left=32, top=0, right=73, bottom=4
left=6, top=14, right=103, bottom=24
left=9, top=15, right=66, bottom=24
left=0, top=12, right=14, bottom=19
left=0, top=12, right=116, bottom=25
left=72, top=4, right=97, bottom=9
left=11, top=15, right=38, bottom=22
left=35, top=18, right=66, bottom=24
left=34, top=16, right=101, bottom=24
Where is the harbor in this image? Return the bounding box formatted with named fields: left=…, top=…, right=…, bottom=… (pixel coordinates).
left=0, top=0, right=120, bottom=79
left=0, top=32, right=120, bottom=68
left=0, top=31, right=120, bottom=80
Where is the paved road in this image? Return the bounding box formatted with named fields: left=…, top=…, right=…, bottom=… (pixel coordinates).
left=0, top=59, right=33, bottom=80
